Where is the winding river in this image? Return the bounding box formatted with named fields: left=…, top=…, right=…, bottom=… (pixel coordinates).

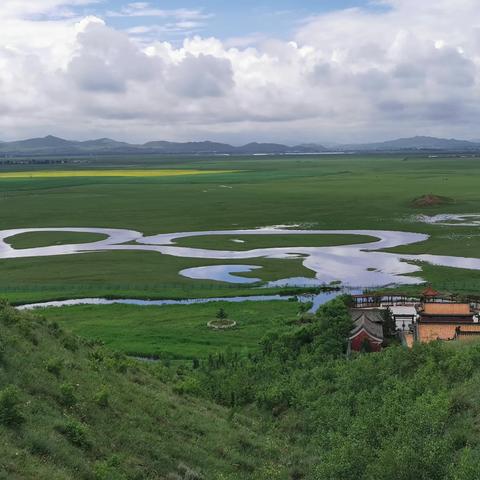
left=1, top=220, right=480, bottom=289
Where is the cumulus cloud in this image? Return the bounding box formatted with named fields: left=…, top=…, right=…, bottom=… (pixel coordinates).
left=0, top=0, right=479, bottom=143
left=167, top=54, right=234, bottom=97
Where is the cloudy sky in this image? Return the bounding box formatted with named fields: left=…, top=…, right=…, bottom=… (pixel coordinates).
left=1, top=0, right=479, bottom=144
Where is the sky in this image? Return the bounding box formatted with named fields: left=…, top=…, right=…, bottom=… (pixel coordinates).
left=0, top=0, right=479, bottom=144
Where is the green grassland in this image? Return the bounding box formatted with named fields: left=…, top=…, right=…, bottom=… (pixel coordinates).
left=175, top=233, right=377, bottom=250
left=7, top=232, right=107, bottom=249
left=36, top=300, right=299, bottom=359
left=0, top=251, right=315, bottom=304
left=3, top=154, right=480, bottom=303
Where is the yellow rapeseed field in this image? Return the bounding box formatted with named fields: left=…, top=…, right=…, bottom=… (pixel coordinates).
left=0, top=169, right=236, bottom=178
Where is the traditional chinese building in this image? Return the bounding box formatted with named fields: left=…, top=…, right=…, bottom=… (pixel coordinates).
left=348, top=309, right=384, bottom=352
left=416, top=303, right=480, bottom=342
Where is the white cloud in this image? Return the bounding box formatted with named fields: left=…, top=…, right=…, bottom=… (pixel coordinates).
left=106, top=3, right=211, bottom=21
left=0, top=0, right=480, bottom=143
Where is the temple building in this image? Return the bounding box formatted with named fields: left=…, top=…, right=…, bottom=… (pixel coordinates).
left=416, top=303, right=480, bottom=343
left=348, top=309, right=384, bottom=352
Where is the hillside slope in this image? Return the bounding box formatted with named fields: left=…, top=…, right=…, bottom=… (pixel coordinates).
left=0, top=303, right=288, bottom=480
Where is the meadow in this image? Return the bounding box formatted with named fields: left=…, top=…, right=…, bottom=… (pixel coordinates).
left=3, top=153, right=480, bottom=358
left=37, top=300, right=300, bottom=359
left=2, top=154, right=480, bottom=303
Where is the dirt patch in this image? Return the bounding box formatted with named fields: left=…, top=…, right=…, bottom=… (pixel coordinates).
left=411, top=194, right=454, bottom=208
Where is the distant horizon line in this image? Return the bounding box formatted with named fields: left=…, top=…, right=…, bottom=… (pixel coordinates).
left=2, top=133, right=480, bottom=148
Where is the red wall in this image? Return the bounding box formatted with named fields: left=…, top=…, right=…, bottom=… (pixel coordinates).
left=350, top=330, right=382, bottom=352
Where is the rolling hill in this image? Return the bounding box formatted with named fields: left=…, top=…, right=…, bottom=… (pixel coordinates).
left=0, top=136, right=327, bottom=156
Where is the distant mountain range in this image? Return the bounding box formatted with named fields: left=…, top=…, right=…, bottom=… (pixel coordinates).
left=340, top=136, right=480, bottom=152
left=0, top=136, right=328, bottom=156
left=1, top=135, right=480, bottom=156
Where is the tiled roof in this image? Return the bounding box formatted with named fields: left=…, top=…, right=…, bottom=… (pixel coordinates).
left=422, top=303, right=472, bottom=315
left=422, top=287, right=440, bottom=297
left=349, top=310, right=384, bottom=341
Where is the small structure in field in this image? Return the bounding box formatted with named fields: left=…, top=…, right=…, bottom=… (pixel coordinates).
left=416, top=303, right=480, bottom=342
left=207, top=319, right=237, bottom=330
left=348, top=309, right=384, bottom=352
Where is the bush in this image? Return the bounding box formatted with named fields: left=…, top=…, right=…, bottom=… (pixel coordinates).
left=0, top=386, right=24, bottom=427
left=94, top=388, right=109, bottom=408
left=94, top=455, right=126, bottom=480
left=59, top=383, right=77, bottom=407
left=56, top=420, right=90, bottom=448
left=62, top=335, right=79, bottom=352
left=0, top=337, right=6, bottom=365
left=45, top=358, right=63, bottom=377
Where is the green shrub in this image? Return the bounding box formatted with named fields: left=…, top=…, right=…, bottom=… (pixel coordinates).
left=28, top=434, right=53, bottom=457
left=62, top=335, right=79, bottom=352
left=0, top=337, right=6, bottom=365
left=45, top=358, right=63, bottom=377
left=59, top=383, right=77, bottom=407
left=0, top=386, right=24, bottom=427
left=48, top=321, right=63, bottom=337
left=94, top=455, right=126, bottom=480
left=94, top=388, right=109, bottom=408
left=56, top=420, right=90, bottom=449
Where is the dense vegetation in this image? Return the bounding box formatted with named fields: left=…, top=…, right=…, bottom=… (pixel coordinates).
left=3, top=298, right=480, bottom=479
left=182, top=298, right=480, bottom=479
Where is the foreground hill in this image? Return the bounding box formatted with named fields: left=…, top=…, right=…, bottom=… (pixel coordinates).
left=0, top=303, right=286, bottom=480
left=3, top=298, right=480, bottom=479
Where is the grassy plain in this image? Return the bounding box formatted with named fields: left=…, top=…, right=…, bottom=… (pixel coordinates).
left=7, top=231, right=107, bottom=249
left=2, top=154, right=480, bottom=302
left=37, top=300, right=299, bottom=359
left=176, top=233, right=377, bottom=250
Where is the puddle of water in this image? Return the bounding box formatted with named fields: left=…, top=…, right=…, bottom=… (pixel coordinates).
left=415, top=214, right=480, bottom=227
left=179, top=265, right=262, bottom=284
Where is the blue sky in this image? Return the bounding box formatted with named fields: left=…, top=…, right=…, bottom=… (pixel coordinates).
left=79, top=0, right=375, bottom=42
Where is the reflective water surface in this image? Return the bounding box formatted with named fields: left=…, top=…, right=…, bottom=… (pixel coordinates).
left=1, top=224, right=479, bottom=288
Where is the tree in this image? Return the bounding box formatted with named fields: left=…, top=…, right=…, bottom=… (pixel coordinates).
left=216, top=308, right=228, bottom=320
left=382, top=307, right=396, bottom=338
